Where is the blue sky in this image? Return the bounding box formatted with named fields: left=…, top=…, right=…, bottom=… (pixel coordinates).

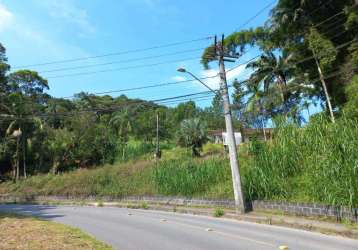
left=0, top=0, right=275, bottom=107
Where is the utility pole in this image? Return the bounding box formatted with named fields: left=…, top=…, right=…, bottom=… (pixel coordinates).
left=312, top=52, right=335, bottom=123
left=216, top=35, right=246, bottom=213
left=155, top=112, right=161, bottom=159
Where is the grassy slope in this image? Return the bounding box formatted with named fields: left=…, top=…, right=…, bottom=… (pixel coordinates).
left=0, top=213, right=112, bottom=250
left=2, top=116, right=357, bottom=209
left=0, top=160, right=156, bottom=197
left=0, top=144, right=238, bottom=199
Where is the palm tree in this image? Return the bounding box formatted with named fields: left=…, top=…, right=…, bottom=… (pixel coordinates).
left=246, top=51, right=296, bottom=116
left=109, top=108, right=132, bottom=160
left=245, top=82, right=273, bottom=141
left=177, top=118, right=207, bottom=157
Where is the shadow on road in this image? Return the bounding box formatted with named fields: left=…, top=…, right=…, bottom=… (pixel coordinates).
left=0, top=204, right=65, bottom=220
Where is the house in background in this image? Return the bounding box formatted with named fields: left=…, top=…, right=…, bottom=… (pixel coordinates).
left=208, top=128, right=273, bottom=144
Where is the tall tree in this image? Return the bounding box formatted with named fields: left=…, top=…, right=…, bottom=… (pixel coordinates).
left=5, top=70, right=49, bottom=180
left=246, top=51, right=295, bottom=115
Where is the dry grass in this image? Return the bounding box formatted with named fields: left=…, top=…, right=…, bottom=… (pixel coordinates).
left=0, top=213, right=112, bottom=250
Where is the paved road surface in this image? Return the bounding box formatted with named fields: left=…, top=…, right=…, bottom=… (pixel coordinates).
left=0, top=204, right=357, bottom=250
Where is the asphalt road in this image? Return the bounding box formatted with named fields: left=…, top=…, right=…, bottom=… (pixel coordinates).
left=0, top=204, right=357, bottom=250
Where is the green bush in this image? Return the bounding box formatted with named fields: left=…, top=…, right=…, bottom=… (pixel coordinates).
left=140, top=202, right=149, bottom=209
left=213, top=208, right=225, bottom=217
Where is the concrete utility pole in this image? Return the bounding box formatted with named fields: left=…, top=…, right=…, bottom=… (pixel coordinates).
left=216, top=35, right=246, bottom=213
left=312, top=53, right=335, bottom=123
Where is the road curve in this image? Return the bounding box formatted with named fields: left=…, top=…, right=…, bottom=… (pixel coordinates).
left=0, top=204, right=357, bottom=250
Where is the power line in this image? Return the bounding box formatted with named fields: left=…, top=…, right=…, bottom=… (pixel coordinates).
left=0, top=90, right=217, bottom=121
left=293, top=4, right=357, bottom=38
left=159, top=96, right=216, bottom=105
left=156, top=92, right=217, bottom=105
left=235, top=0, right=276, bottom=31
left=14, top=37, right=354, bottom=112
left=62, top=75, right=218, bottom=99
left=225, top=55, right=261, bottom=73
left=6, top=32, right=355, bottom=110
left=45, top=56, right=203, bottom=79
left=304, top=0, right=334, bottom=18
left=37, top=47, right=207, bottom=74
left=0, top=64, right=353, bottom=122
left=0, top=83, right=235, bottom=121
left=313, top=10, right=345, bottom=28
left=12, top=36, right=213, bottom=69
left=228, top=38, right=357, bottom=76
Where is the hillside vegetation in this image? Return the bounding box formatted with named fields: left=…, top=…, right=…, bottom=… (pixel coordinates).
left=1, top=1, right=358, bottom=210
left=1, top=116, right=357, bottom=208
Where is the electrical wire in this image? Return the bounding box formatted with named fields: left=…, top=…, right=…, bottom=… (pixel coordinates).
left=36, top=48, right=207, bottom=74
left=235, top=0, right=276, bottom=32
left=62, top=75, right=218, bottom=99
left=45, top=56, right=203, bottom=79
left=12, top=36, right=213, bottom=69
left=0, top=63, right=352, bottom=123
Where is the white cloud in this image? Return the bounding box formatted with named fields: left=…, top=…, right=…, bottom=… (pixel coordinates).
left=36, top=0, right=95, bottom=36
left=0, top=3, right=14, bottom=32
left=169, top=63, right=248, bottom=92
left=171, top=76, right=186, bottom=82
left=198, top=64, right=247, bottom=90
left=227, top=64, right=247, bottom=81
left=0, top=2, right=90, bottom=68
left=201, top=68, right=220, bottom=89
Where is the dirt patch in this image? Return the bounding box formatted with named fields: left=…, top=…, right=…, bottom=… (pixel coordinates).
left=0, top=213, right=112, bottom=250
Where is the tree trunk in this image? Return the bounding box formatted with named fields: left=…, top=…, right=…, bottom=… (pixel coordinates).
left=277, top=74, right=287, bottom=103
left=262, top=125, right=267, bottom=141
left=16, top=136, right=20, bottom=181
left=12, top=159, right=16, bottom=182
left=259, top=101, right=267, bottom=141
left=313, top=53, right=335, bottom=123
left=22, top=137, right=27, bottom=178
left=122, top=144, right=126, bottom=161
left=52, top=160, right=59, bottom=175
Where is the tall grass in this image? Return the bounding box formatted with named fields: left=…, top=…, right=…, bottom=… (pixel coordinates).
left=118, top=140, right=175, bottom=163
left=245, top=115, right=358, bottom=208
left=152, top=157, right=231, bottom=196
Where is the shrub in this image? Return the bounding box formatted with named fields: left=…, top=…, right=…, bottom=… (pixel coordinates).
left=140, top=202, right=149, bottom=209
left=213, top=208, right=225, bottom=217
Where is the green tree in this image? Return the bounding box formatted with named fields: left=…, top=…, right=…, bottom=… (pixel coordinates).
left=177, top=118, right=208, bottom=157
left=110, top=108, right=132, bottom=160
left=246, top=51, right=296, bottom=115
left=343, top=75, right=358, bottom=118
left=45, top=128, right=74, bottom=174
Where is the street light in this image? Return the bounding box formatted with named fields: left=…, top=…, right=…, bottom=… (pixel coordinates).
left=177, top=67, right=186, bottom=73
left=177, top=67, right=217, bottom=94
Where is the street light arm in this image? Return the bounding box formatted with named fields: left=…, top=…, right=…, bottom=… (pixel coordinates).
left=185, top=71, right=218, bottom=94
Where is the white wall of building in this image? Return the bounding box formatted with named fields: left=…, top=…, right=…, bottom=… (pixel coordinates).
left=222, top=132, right=242, bottom=146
